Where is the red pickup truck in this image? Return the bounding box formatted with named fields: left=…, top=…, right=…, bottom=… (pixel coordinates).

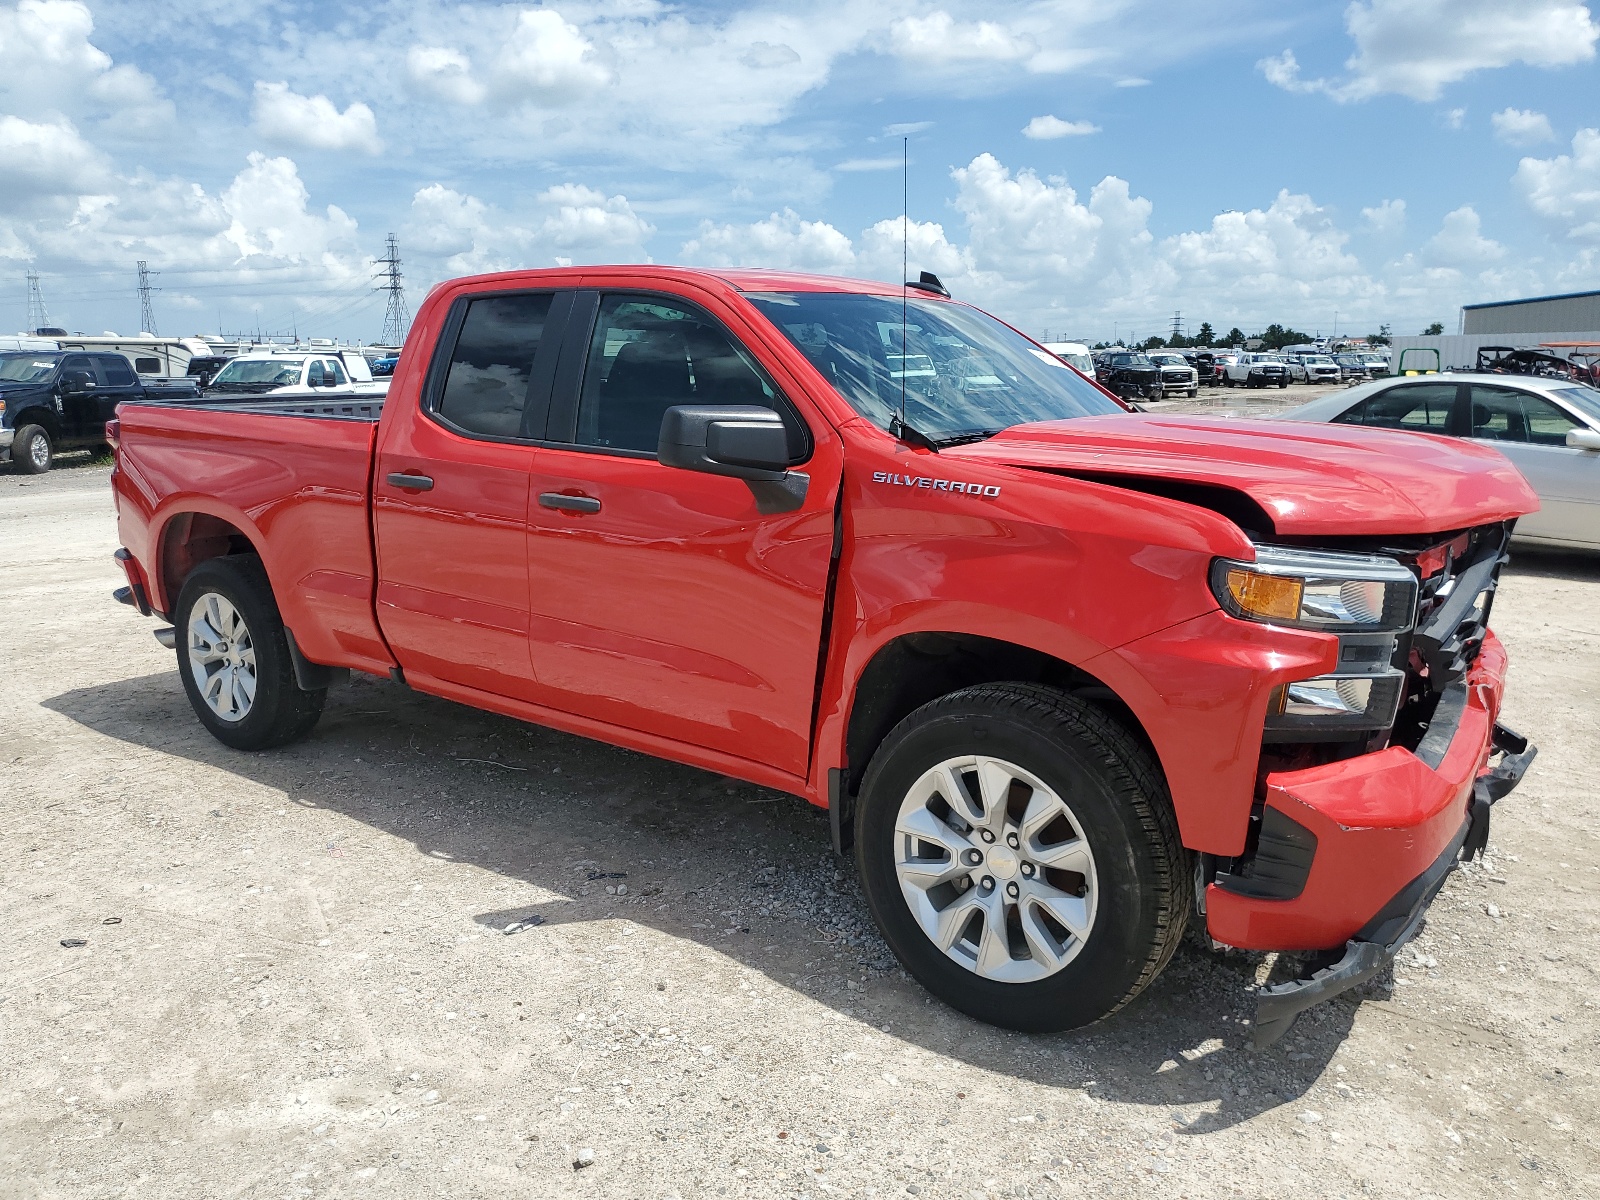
left=108, top=266, right=1538, bottom=1044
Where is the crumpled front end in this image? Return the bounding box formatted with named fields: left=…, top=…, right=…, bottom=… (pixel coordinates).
left=1198, top=524, right=1536, bottom=1042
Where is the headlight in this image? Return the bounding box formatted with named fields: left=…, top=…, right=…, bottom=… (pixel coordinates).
left=1211, top=546, right=1417, bottom=632
left=1212, top=546, right=1419, bottom=743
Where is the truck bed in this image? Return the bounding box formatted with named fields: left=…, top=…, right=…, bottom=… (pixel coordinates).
left=113, top=398, right=392, bottom=676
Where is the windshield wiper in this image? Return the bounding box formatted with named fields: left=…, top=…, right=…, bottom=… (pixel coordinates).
left=890, top=414, right=941, bottom=453
left=930, top=428, right=1006, bottom=448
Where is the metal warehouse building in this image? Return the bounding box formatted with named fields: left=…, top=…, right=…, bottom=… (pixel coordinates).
left=1462, top=288, right=1600, bottom=335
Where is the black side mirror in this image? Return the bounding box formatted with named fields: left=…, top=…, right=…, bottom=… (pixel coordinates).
left=658, top=406, right=790, bottom=481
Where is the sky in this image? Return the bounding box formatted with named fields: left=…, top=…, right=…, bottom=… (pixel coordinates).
left=2, top=0, right=1598, bottom=346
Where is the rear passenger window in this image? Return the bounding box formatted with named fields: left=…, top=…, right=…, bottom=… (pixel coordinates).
left=307, top=360, right=325, bottom=387
left=573, top=294, right=805, bottom=457
left=436, top=293, right=555, bottom=437
left=1343, top=384, right=1456, bottom=431
left=132, top=357, right=159, bottom=376
left=101, top=357, right=136, bottom=385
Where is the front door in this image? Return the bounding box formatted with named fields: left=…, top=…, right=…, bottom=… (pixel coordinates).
left=1465, top=382, right=1598, bottom=545
left=524, top=290, right=842, bottom=779
left=57, top=354, right=99, bottom=444
left=373, top=289, right=572, bottom=701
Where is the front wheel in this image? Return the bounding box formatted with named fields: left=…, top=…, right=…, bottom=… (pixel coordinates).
left=1279, top=380, right=1289, bottom=389
left=12, top=424, right=51, bottom=473
left=855, top=683, right=1189, bottom=1032
left=174, top=555, right=324, bottom=750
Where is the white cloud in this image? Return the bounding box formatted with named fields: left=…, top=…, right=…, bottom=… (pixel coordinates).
left=1362, top=198, right=1407, bottom=234
left=1514, top=128, right=1600, bottom=241
left=740, top=41, right=801, bottom=69
left=1114, top=77, right=1150, bottom=88
left=1443, top=107, right=1467, bottom=130
left=1022, top=115, right=1099, bottom=140
left=0, top=114, right=104, bottom=206
left=682, top=208, right=855, bottom=273
left=888, top=12, right=1035, bottom=63
left=1423, top=206, right=1506, bottom=267
left=490, top=9, right=610, bottom=104
left=0, top=0, right=171, bottom=131
left=835, top=157, right=902, bottom=172
left=1492, top=107, right=1556, bottom=146
left=1260, top=0, right=1599, bottom=102
left=537, top=184, right=653, bottom=250
left=220, top=152, right=362, bottom=263
left=407, top=46, right=486, bottom=105
left=252, top=82, right=382, bottom=154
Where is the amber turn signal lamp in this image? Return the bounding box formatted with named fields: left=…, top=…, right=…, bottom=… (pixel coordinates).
left=1224, top=568, right=1303, bottom=622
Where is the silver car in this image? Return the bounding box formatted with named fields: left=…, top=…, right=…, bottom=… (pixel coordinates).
left=1280, top=373, right=1600, bottom=550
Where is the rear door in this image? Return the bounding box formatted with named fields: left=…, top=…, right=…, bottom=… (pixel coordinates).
left=522, top=288, right=843, bottom=778
left=1465, top=382, right=1596, bottom=544
left=93, top=355, right=142, bottom=424
left=373, top=288, right=574, bottom=701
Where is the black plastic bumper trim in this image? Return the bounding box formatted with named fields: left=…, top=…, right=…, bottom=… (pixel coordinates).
left=1214, top=806, right=1318, bottom=900
left=828, top=767, right=855, bottom=857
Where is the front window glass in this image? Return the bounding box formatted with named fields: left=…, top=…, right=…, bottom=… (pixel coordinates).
left=1469, top=385, right=1580, bottom=446
left=574, top=295, right=800, bottom=456
left=307, top=360, right=325, bottom=387
left=211, top=359, right=307, bottom=386
left=326, top=358, right=348, bottom=385
left=0, top=354, right=59, bottom=383
left=436, top=293, right=555, bottom=437
left=746, top=291, right=1118, bottom=442
left=1549, top=385, right=1600, bottom=425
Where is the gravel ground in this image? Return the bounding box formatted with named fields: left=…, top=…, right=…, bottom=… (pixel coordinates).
left=1, top=455, right=1595, bottom=1200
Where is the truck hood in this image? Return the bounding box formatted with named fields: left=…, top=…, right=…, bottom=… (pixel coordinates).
left=946, top=415, right=1539, bottom=537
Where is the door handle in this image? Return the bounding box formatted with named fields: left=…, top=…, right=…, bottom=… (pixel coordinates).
left=539, top=492, right=601, bottom=514
left=387, top=472, right=435, bottom=491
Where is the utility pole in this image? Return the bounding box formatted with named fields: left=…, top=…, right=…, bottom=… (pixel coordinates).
left=375, top=234, right=410, bottom=347
left=137, top=260, right=160, bottom=334
left=25, top=272, right=51, bottom=333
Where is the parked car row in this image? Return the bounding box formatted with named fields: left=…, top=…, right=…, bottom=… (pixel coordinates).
left=1068, top=345, right=1390, bottom=399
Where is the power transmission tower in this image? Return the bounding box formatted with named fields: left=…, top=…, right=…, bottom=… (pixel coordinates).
left=25, top=272, right=51, bottom=333
left=1169, top=311, right=1183, bottom=343
left=375, top=234, right=410, bottom=347
left=136, top=260, right=160, bottom=334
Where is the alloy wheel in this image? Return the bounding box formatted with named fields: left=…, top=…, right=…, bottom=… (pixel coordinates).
left=893, top=755, right=1098, bottom=983
left=187, top=591, right=257, bottom=722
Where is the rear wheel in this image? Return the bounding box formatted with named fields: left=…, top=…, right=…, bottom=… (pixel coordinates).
left=12, top=424, right=51, bottom=474
left=855, top=683, right=1189, bottom=1032
left=174, top=555, right=324, bottom=750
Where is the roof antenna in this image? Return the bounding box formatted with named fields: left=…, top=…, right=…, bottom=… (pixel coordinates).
left=891, top=135, right=938, bottom=453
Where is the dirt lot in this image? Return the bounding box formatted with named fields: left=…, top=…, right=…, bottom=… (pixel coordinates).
left=2, top=453, right=1596, bottom=1200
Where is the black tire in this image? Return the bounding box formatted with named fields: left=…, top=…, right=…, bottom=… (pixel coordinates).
left=12, top=424, right=51, bottom=474
left=173, top=555, right=324, bottom=750
left=1278, top=380, right=1289, bottom=389
left=1187, top=388, right=1198, bottom=398
left=855, top=683, right=1189, bottom=1033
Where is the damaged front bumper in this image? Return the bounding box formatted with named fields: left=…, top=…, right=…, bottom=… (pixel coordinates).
left=1252, top=720, right=1534, bottom=1046
left=1202, top=627, right=1535, bottom=1046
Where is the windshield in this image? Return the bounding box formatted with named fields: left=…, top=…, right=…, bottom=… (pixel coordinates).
left=745, top=291, right=1120, bottom=440
left=1551, top=385, right=1600, bottom=424
left=1305, top=356, right=1334, bottom=366
left=1149, top=354, right=1185, bottom=366
left=0, top=354, right=59, bottom=383
left=211, top=358, right=305, bottom=386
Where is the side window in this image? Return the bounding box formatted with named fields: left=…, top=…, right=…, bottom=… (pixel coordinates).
left=1359, top=384, right=1456, bottom=431
left=325, top=358, right=348, bottom=385
left=132, top=357, right=160, bottom=376
left=307, top=360, right=325, bottom=387
left=574, top=294, right=806, bottom=458
left=100, top=356, right=136, bottom=386
left=1469, top=385, right=1579, bottom=446
left=62, top=354, right=94, bottom=386
left=435, top=293, right=555, bottom=437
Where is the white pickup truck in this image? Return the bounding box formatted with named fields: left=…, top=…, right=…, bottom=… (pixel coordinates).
left=204, top=350, right=388, bottom=400
left=1146, top=351, right=1200, bottom=398
left=1221, top=352, right=1290, bottom=389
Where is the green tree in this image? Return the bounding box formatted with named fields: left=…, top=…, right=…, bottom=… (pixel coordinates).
left=1423, top=322, right=1444, bottom=335
left=1258, top=323, right=1314, bottom=350
left=1194, top=322, right=1214, bottom=346
left=1366, top=323, right=1391, bottom=346
left=1221, top=327, right=1245, bottom=347
left=1141, top=335, right=1165, bottom=350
